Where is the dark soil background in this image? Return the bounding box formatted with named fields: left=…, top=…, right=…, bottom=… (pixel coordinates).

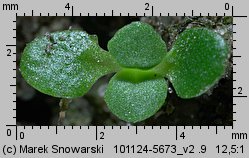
left=16, top=16, right=233, bottom=126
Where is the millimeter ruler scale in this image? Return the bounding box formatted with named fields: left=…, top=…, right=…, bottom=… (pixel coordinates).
left=0, top=0, right=248, bottom=157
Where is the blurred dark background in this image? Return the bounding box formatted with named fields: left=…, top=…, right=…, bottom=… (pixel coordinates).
left=17, top=16, right=233, bottom=126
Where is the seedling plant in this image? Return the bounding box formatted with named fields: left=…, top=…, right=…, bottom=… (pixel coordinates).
left=20, top=21, right=229, bottom=123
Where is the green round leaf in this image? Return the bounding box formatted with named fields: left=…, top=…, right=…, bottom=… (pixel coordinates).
left=104, top=74, right=167, bottom=123
left=20, top=30, right=120, bottom=98
left=163, top=28, right=229, bottom=98
left=108, top=22, right=167, bottom=69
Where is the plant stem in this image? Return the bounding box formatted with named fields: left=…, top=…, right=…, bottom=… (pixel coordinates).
left=58, top=98, right=72, bottom=125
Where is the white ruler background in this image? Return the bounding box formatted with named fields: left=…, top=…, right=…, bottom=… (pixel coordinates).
left=0, top=0, right=248, bottom=157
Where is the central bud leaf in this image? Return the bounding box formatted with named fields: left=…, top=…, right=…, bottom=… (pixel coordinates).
left=116, top=68, right=160, bottom=83
left=108, top=22, right=167, bottom=69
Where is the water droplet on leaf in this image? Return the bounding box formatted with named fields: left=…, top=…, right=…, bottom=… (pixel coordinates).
left=168, top=87, right=173, bottom=93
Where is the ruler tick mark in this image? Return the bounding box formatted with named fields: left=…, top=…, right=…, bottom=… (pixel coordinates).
left=233, top=55, right=241, bottom=57
left=95, top=126, right=98, bottom=140
left=15, top=125, right=18, bottom=140
left=6, top=125, right=16, bottom=127
left=72, top=6, right=74, bottom=16
left=233, top=15, right=248, bottom=17
left=233, top=95, right=247, bottom=97
left=176, top=126, right=178, bottom=140
left=232, top=6, right=234, bottom=16
left=151, top=6, right=154, bottom=16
